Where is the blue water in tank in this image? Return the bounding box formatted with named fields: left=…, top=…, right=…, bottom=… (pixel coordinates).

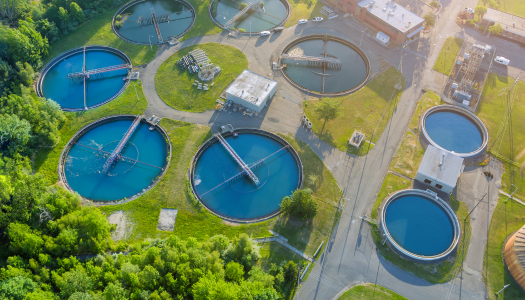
left=64, top=120, right=168, bottom=201
left=385, top=195, right=455, bottom=256
left=193, top=133, right=300, bottom=219
left=425, top=111, right=483, bottom=154
left=42, top=50, right=128, bottom=109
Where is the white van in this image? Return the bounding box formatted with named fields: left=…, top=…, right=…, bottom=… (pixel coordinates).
left=260, top=31, right=271, bottom=36
left=494, top=56, right=510, bottom=65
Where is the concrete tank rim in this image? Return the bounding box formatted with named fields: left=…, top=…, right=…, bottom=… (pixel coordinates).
left=380, top=189, right=461, bottom=261
left=421, top=104, right=489, bottom=158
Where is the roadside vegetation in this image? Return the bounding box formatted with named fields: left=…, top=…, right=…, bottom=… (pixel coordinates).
left=338, top=283, right=408, bottom=300
left=304, top=67, right=405, bottom=154
left=182, top=0, right=223, bottom=41
left=477, top=0, right=525, bottom=19
left=477, top=74, right=525, bottom=200
left=484, top=197, right=525, bottom=300
left=286, top=0, right=318, bottom=26
left=155, top=43, right=248, bottom=112
left=433, top=37, right=464, bottom=76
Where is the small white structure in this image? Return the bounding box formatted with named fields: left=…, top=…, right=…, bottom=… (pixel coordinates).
left=415, top=145, right=464, bottom=194
left=376, top=31, right=390, bottom=44
left=225, top=70, right=277, bottom=113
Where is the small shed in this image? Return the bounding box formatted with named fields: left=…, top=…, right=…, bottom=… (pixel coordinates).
left=376, top=31, right=390, bottom=44
left=415, top=145, right=464, bottom=194
left=225, top=70, right=278, bottom=113
left=504, top=223, right=525, bottom=291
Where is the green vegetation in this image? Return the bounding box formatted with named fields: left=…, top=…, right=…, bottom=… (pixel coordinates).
left=477, top=74, right=525, bottom=199
left=370, top=174, right=471, bottom=283
left=338, top=283, right=408, bottom=300
left=484, top=197, right=525, bottom=299
left=489, top=23, right=503, bottom=35
left=433, top=37, right=464, bottom=76
left=478, top=0, right=525, bottom=18
left=286, top=0, right=317, bottom=27
left=424, top=12, right=436, bottom=28
left=314, top=98, right=342, bottom=132
left=43, top=6, right=157, bottom=67
left=257, top=242, right=304, bottom=272
left=155, top=43, right=248, bottom=112
left=33, top=81, right=149, bottom=183
left=281, top=189, right=318, bottom=219
left=304, top=67, right=405, bottom=153
left=182, top=0, right=223, bottom=41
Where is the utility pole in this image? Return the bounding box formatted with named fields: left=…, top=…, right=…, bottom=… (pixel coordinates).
left=360, top=28, right=368, bottom=46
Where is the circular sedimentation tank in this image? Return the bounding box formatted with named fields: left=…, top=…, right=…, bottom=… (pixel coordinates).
left=113, top=0, right=196, bottom=44
left=59, top=115, right=171, bottom=202
left=190, top=129, right=303, bottom=222
left=422, top=105, right=488, bottom=158
left=380, top=189, right=460, bottom=261
left=36, top=46, right=132, bottom=111
left=210, top=0, right=289, bottom=32
left=280, top=35, right=370, bottom=96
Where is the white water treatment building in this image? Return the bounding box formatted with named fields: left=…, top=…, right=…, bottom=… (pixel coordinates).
left=225, top=70, right=277, bottom=113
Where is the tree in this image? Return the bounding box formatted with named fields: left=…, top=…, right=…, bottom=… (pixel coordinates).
left=56, top=266, right=94, bottom=299
left=280, top=189, right=318, bottom=220
left=7, top=223, right=44, bottom=258
left=0, top=114, right=32, bottom=155
left=424, top=12, right=435, bottom=28
left=0, top=58, right=16, bottom=96
left=15, top=62, right=34, bottom=86
left=475, top=5, right=487, bottom=17
left=429, top=1, right=439, bottom=9
left=457, top=10, right=470, bottom=20
left=488, top=0, right=498, bottom=8
left=0, top=276, right=37, bottom=299
left=0, top=20, right=48, bottom=68
left=35, top=19, right=59, bottom=43
left=489, top=23, right=503, bottom=35
left=69, top=2, right=85, bottom=24
left=225, top=261, right=244, bottom=283
left=0, top=0, right=30, bottom=26
left=314, top=98, right=341, bottom=131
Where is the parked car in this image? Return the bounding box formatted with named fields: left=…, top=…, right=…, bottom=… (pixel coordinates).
left=273, top=26, right=284, bottom=32
left=464, top=7, right=474, bottom=13
left=494, top=56, right=510, bottom=65
left=260, top=31, right=271, bottom=36
left=298, top=19, right=307, bottom=25
left=312, top=17, right=324, bottom=22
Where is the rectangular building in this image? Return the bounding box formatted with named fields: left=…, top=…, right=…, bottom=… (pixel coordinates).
left=415, top=145, right=464, bottom=194
left=322, top=0, right=424, bottom=45
left=480, top=8, right=525, bottom=44
left=225, top=70, right=277, bottom=113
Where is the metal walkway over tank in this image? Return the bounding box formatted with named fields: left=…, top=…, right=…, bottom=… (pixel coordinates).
left=224, top=2, right=256, bottom=28
left=151, top=8, right=163, bottom=43
left=280, top=54, right=342, bottom=69
left=102, top=115, right=144, bottom=173
left=67, top=64, right=131, bottom=79
left=215, top=133, right=260, bottom=185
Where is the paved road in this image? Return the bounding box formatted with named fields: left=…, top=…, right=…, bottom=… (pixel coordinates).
left=135, top=0, right=525, bottom=298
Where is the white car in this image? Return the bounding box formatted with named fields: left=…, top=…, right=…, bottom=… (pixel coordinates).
left=494, top=56, right=510, bottom=65
left=312, top=17, right=324, bottom=22
left=464, top=7, right=474, bottom=13
left=260, top=31, right=271, bottom=36
left=298, top=19, right=307, bottom=25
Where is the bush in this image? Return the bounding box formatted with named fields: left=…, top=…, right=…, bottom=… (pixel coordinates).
left=116, top=14, right=122, bottom=21
left=260, top=1, right=264, bottom=8
left=280, top=189, right=318, bottom=220
left=430, top=0, right=439, bottom=9
left=115, top=21, right=122, bottom=29
left=458, top=10, right=470, bottom=20
left=239, top=2, right=248, bottom=10
left=239, top=28, right=246, bottom=32
left=466, top=19, right=476, bottom=27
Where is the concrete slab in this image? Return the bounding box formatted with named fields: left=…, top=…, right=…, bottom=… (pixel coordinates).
left=157, top=208, right=178, bottom=231
left=108, top=210, right=131, bottom=241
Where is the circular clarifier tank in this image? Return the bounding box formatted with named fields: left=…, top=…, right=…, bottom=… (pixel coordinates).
left=422, top=105, right=488, bottom=158
left=280, top=35, right=370, bottom=95
left=190, top=129, right=303, bottom=222
left=381, top=189, right=460, bottom=261
left=60, top=115, right=171, bottom=202
left=37, top=46, right=131, bottom=111
left=113, top=0, right=195, bottom=44
left=210, top=0, right=288, bottom=32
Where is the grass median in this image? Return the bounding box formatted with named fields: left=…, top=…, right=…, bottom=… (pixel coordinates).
left=433, top=37, right=463, bottom=76
left=155, top=43, right=248, bottom=112
left=338, top=283, right=408, bottom=300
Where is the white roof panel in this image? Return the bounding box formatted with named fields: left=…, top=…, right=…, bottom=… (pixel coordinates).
left=417, top=145, right=464, bottom=187
left=358, top=0, right=425, bottom=33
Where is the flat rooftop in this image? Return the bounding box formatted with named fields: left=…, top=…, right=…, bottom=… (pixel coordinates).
left=226, top=70, right=277, bottom=106
left=483, top=8, right=525, bottom=37
left=418, top=145, right=464, bottom=187
left=358, top=0, right=424, bottom=33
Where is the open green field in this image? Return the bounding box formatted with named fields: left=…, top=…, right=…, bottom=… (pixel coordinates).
left=477, top=74, right=525, bottom=199
left=155, top=43, right=248, bottom=112
left=304, top=68, right=405, bottom=153
left=477, top=0, right=525, bottom=18
left=338, top=284, right=407, bottom=300
left=484, top=197, right=525, bottom=300
left=286, top=0, right=317, bottom=27
left=182, top=0, right=223, bottom=41
left=433, top=37, right=464, bottom=76
left=97, top=130, right=341, bottom=255
left=43, top=6, right=157, bottom=67
left=33, top=81, right=149, bottom=183
left=370, top=174, right=471, bottom=283
left=409, top=91, right=442, bottom=134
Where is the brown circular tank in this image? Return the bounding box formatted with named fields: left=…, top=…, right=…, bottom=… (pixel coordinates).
left=504, top=224, right=525, bottom=290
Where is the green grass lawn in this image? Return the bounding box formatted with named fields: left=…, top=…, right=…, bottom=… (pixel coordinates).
left=43, top=6, right=157, bottom=67
left=98, top=131, right=341, bottom=256
left=33, top=81, right=149, bottom=183
left=433, top=37, right=464, bottom=76
left=181, top=0, right=223, bottom=41
left=484, top=197, right=525, bottom=300
left=257, top=242, right=305, bottom=272
left=155, top=43, right=248, bottom=112
left=409, top=91, right=443, bottom=134
left=477, top=0, right=525, bottom=18
left=477, top=74, right=525, bottom=199
left=304, top=68, right=405, bottom=153
left=286, top=0, right=317, bottom=27
left=338, top=284, right=407, bottom=300
left=370, top=174, right=471, bottom=283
